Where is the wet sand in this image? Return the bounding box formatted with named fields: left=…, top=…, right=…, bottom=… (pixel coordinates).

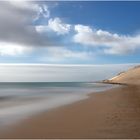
left=0, top=85, right=140, bottom=139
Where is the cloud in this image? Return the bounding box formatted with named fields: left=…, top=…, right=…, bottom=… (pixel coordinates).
left=73, top=24, right=140, bottom=55
left=0, top=1, right=52, bottom=49
left=36, top=17, right=71, bottom=35
left=34, top=4, right=50, bottom=21
left=0, top=1, right=71, bottom=58
left=48, top=18, right=71, bottom=35
left=8, top=1, right=32, bottom=9
left=1, top=1, right=140, bottom=58
left=0, top=42, right=31, bottom=56
left=40, top=47, right=92, bottom=62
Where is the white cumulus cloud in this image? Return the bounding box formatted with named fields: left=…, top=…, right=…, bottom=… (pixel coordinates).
left=73, top=24, right=140, bottom=55
left=36, top=18, right=71, bottom=35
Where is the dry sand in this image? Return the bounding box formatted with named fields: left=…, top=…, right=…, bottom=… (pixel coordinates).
left=0, top=65, right=140, bottom=139
left=108, top=65, right=140, bottom=85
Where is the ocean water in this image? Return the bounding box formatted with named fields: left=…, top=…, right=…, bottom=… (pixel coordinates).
left=0, top=82, right=116, bottom=127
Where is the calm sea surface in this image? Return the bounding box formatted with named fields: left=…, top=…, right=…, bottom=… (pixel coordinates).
left=0, top=82, right=116, bottom=126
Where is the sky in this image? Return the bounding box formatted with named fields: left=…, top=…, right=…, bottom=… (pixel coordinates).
left=0, top=1, right=140, bottom=64
left=0, top=64, right=136, bottom=82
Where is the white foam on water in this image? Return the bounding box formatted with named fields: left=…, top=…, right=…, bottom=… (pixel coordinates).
left=0, top=94, right=88, bottom=127
left=0, top=82, right=116, bottom=128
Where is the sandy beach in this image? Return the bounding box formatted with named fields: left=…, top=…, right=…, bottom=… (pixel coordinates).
left=0, top=66, right=140, bottom=139
left=0, top=85, right=140, bottom=139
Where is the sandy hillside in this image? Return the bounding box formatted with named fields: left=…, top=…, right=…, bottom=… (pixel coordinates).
left=108, top=65, right=140, bottom=85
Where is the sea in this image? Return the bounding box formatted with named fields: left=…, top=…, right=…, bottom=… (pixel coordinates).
left=0, top=82, right=115, bottom=126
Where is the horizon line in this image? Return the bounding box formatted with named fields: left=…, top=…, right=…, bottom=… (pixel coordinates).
left=0, top=63, right=139, bottom=66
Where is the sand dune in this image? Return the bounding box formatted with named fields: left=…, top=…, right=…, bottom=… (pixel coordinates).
left=106, top=65, right=140, bottom=85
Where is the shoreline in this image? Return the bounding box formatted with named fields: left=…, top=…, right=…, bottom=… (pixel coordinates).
left=0, top=82, right=115, bottom=128
left=95, top=81, right=128, bottom=86
left=0, top=82, right=115, bottom=130
left=1, top=84, right=140, bottom=138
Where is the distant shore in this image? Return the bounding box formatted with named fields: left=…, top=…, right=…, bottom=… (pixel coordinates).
left=95, top=80, right=128, bottom=85
left=1, top=83, right=140, bottom=138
